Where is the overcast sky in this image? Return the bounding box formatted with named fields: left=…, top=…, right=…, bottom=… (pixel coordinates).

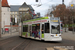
left=8, top=0, right=71, bottom=16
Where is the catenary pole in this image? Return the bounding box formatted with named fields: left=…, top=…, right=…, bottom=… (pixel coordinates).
left=0, top=0, right=2, bottom=38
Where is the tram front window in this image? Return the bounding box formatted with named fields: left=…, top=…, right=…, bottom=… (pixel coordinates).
left=51, top=25, right=60, bottom=34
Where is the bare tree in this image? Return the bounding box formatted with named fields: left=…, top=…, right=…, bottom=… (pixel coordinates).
left=21, top=13, right=32, bottom=22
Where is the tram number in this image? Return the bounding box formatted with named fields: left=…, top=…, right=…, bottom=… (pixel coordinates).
left=56, top=34, right=57, bottom=36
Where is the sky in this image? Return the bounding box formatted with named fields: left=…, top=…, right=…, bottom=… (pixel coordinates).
left=8, top=0, right=71, bottom=16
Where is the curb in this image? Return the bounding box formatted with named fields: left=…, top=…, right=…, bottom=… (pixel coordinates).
left=46, top=47, right=68, bottom=50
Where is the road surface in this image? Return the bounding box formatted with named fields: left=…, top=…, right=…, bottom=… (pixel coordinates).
left=0, top=36, right=75, bottom=50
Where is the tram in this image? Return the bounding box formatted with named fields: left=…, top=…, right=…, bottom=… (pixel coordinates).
left=20, top=17, right=62, bottom=41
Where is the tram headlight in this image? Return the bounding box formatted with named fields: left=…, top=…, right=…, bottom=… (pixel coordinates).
left=51, top=35, right=54, bottom=37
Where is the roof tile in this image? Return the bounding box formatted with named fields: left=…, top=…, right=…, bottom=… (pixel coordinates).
left=2, top=0, right=10, bottom=7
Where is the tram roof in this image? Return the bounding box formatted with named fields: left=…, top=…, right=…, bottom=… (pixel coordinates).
left=23, top=17, right=49, bottom=23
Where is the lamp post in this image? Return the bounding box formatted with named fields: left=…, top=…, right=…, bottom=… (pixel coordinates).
left=0, top=0, right=1, bottom=38
left=62, top=0, right=64, bottom=5
left=71, top=4, right=74, bottom=33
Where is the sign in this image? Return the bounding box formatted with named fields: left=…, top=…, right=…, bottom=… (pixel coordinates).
left=51, top=20, right=58, bottom=22
left=71, top=4, right=73, bottom=7
left=5, top=28, right=9, bottom=31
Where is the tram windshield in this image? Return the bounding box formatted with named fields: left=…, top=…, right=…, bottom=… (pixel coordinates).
left=51, top=25, right=60, bottom=34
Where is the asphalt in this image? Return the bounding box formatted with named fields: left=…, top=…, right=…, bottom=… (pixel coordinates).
left=0, top=31, right=75, bottom=50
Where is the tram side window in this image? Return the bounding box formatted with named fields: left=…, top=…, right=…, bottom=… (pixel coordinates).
left=45, top=23, right=50, bottom=33
left=24, top=25, right=28, bottom=32
left=23, top=25, right=25, bottom=32
left=42, top=24, right=44, bottom=33
left=32, top=24, right=36, bottom=31
left=61, top=24, right=63, bottom=29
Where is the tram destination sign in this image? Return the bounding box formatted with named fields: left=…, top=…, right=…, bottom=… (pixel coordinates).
left=50, top=17, right=59, bottom=23
left=51, top=20, right=58, bottom=22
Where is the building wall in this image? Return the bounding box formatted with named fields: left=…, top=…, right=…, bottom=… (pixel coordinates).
left=10, top=11, right=19, bottom=25
left=1, top=7, right=10, bottom=28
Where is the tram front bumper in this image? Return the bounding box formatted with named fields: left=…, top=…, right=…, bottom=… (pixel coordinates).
left=50, top=37, right=62, bottom=41
left=44, top=37, right=62, bottom=41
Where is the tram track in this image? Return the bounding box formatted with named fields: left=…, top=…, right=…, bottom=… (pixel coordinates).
left=0, top=36, right=32, bottom=50
left=0, top=36, right=19, bottom=46
left=12, top=39, right=31, bottom=50
left=0, top=36, right=25, bottom=50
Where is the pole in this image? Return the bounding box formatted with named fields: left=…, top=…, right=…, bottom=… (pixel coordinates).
left=72, top=16, right=74, bottom=34
left=71, top=4, right=74, bottom=34
left=0, top=0, right=1, bottom=37
left=62, top=0, right=64, bottom=5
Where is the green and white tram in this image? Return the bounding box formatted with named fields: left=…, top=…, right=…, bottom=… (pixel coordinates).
left=20, top=17, right=62, bottom=41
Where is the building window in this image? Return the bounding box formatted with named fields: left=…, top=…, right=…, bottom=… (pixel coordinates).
left=11, top=15, right=13, bottom=17
left=13, top=12, right=14, bottom=14
left=26, top=12, right=28, bottom=13
left=13, top=15, right=14, bottom=18
left=23, top=12, right=25, bottom=14
left=19, top=12, right=22, bottom=14
left=14, top=15, right=15, bottom=17
left=23, top=8, right=25, bottom=10
left=4, top=13, right=5, bottom=15
left=16, top=12, right=17, bottom=14
left=17, top=15, right=18, bottom=17
left=26, top=8, right=28, bottom=10
left=11, top=12, right=12, bottom=14
left=14, top=12, right=15, bottom=14
left=19, top=8, right=22, bottom=10
left=7, top=8, right=9, bottom=11
left=20, top=15, right=22, bottom=17
left=23, top=12, right=25, bottom=15
left=20, top=12, right=22, bottom=13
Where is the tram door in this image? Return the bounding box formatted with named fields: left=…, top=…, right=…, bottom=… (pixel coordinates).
left=44, top=23, right=50, bottom=40
left=41, top=24, right=44, bottom=39
left=28, top=25, right=32, bottom=37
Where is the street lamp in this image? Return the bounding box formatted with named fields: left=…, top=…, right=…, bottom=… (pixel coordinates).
left=0, top=0, right=1, bottom=38
left=71, top=4, right=74, bottom=33
left=62, top=0, right=64, bottom=5
left=36, top=0, right=38, bottom=2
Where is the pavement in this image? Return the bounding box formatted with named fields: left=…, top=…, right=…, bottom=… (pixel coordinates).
left=0, top=32, right=19, bottom=40
left=62, top=31, right=75, bottom=41
left=46, top=47, right=68, bottom=50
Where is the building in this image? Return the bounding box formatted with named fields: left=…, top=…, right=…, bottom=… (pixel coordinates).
left=10, top=5, right=20, bottom=25
left=1, top=0, right=10, bottom=28
left=10, top=2, right=35, bottom=25
left=19, top=2, right=31, bottom=21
